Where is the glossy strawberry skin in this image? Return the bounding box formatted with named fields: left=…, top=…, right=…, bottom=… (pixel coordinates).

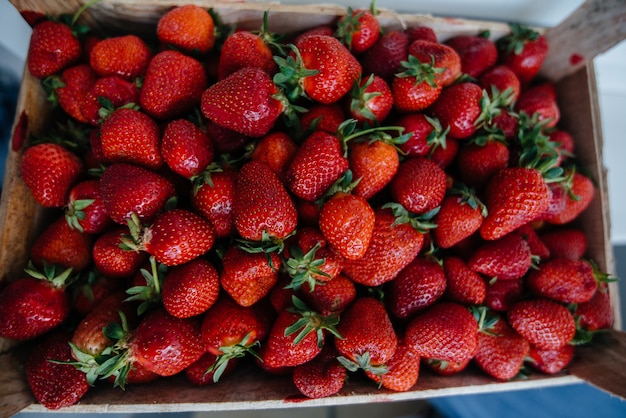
left=365, top=338, right=420, bottom=392
left=28, top=20, right=81, bottom=79
left=429, top=82, right=484, bottom=139
left=161, top=119, right=214, bottom=179
left=507, top=299, right=576, bottom=350
left=390, top=157, right=447, bottom=215
left=156, top=4, right=215, bottom=54
left=445, top=34, right=498, bottom=78
left=80, top=75, right=139, bottom=126
left=443, top=256, right=487, bottom=306
left=543, top=172, right=595, bottom=225
left=191, top=169, right=238, bottom=239
left=348, top=139, right=400, bottom=200
left=162, top=258, right=220, bottom=318
left=468, top=233, right=533, bottom=281
left=30, top=216, right=93, bottom=272
left=337, top=8, right=380, bottom=54
left=89, top=34, right=152, bottom=80
left=218, top=30, right=277, bottom=80
left=55, top=64, right=98, bottom=123
left=360, top=30, right=409, bottom=83
left=527, top=344, right=575, bottom=375
left=65, top=179, right=112, bottom=234
left=527, top=258, right=597, bottom=304
left=432, top=195, right=484, bottom=249
left=408, top=40, right=461, bottom=88
left=499, top=32, right=548, bottom=84
left=92, top=226, right=147, bottom=278
left=293, top=345, right=346, bottom=398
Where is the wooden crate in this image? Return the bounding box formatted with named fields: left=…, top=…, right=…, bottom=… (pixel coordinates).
left=1, top=1, right=624, bottom=415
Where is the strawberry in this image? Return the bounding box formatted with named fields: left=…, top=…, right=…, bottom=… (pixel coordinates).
left=191, top=165, right=238, bottom=239
left=405, top=301, right=478, bottom=363
left=301, top=273, right=356, bottom=316
left=543, top=170, right=595, bottom=225
left=478, top=64, right=521, bottom=103
left=299, top=103, right=345, bottom=135
left=286, top=130, right=349, bottom=202
left=259, top=299, right=340, bottom=368
left=293, top=344, right=346, bottom=398
left=161, top=258, right=220, bottom=318
left=394, top=113, right=447, bottom=158
left=27, top=20, right=82, bottom=79
left=390, top=156, right=447, bottom=215
left=526, top=344, right=575, bottom=374
left=92, top=226, right=147, bottom=278
left=250, top=131, right=298, bottom=182
left=513, top=223, right=551, bottom=261
left=527, top=258, right=598, bottom=304
left=80, top=75, right=140, bottom=126
left=99, top=107, right=163, bottom=169
left=391, top=55, right=443, bottom=112
left=515, top=83, right=560, bottom=129
left=455, top=137, right=510, bottom=189
left=99, top=163, right=176, bottom=224
left=348, top=74, right=393, bottom=124
left=467, top=233, right=533, bottom=281
left=65, top=179, right=112, bottom=234
left=72, top=272, right=122, bottom=317
left=479, top=167, right=551, bottom=240
left=335, top=6, right=380, bottom=54
left=348, top=137, right=400, bottom=200
left=20, top=142, right=83, bottom=208
left=540, top=228, right=588, bottom=261
left=185, top=352, right=239, bottom=386
left=45, top=64, right=97, bottom=123
left=406, top=26, right=438, bottom=44
left=234, top=160, right=298, bottom=242
left=341, top=206, right=426, bottom=287
left=387, top=254, right=447, bottom=319
left=549, top=129, right=575, bottom=163
left=574, top=284, right=614, bottom=333
left=484, top=278, right=525, bottom=312
left=217, top=22, right=279, bottom=80
left=408, top=40, right=461, bottom=88
left=442, top=256, right=487, bottom=306
left=473, top=310, right=530, bottom=381
left=30, top=215, right=93, bottom=272
left=319, top=190, right=375, bottom=260
left=360, top=30, right=409, bottom=83
left=201, top=67, right=285, bottom=137
left=507, top=298, right=576, bottom=350
left=130, top=308, right=204, bottom=377
left=431, top=183, right=487, bottom=249
left=161, top=119, right=214, bottom=179
left=139, top=50, right=208, bottom=120
left=365, top=338, right=420, bottom=392
left=496, top=23, right=548, bottom=84
left=279, top=34, right=362, bottom=105
left=204, top=119, right=251, bottom=154
left=220, top=246, right=281, bottom=307
left=424, top=357, right=471, bottom=376
left=430, top=136, right=460, bottom=169
left=89, top=34, right=152, bottom=80
left=335, top=297, right=398, bottom=375
left=25, top=332, right=90, bottom=409
left=445, top=32, right=498, bottom=78
left=143, top=208, right=215, bottom=266
left=156, top=4, right=215, bottom=54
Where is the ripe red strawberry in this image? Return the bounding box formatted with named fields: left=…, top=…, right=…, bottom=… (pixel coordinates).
left=473, top=312, right=530, bottom=381
left=540, top=228, right=588, bottom=261
left=480, top=167, right=551, bottom=240
left=549, top=129, right=575, bottom=164
left=484, top=278, right=525, bottom=312
left=391, top=55, right=442, bottom=112
left=140, top=50, right=208, bottom=120
left=0, top=263, right=73, bottom=341
left=92, top=226, right=147, bottom=278
left=65, top=179, right=112, bottom=234
left=515, top=83, right=560, bottom=129
left=394, top=113, right=447, bottom=157
left=342, top=206, right=426, bottom=286
left=507, top=298, right=576, bottom=350
left=185, top=351, right=239, bottom=386
left=191, top=165, right=238, bottom=239
left=250, top=131, right=298, bottom=182
left=526, top=343, right=575, bottom=375
left=478, top=64, right=521, bottom=103
left=430, top=136, right=460, bottom=169
left=218, top=28, right=278, bottom=80
left=573, top=285, right=614, bottom=333
left=161, top=258, right=220, bottom=318
left=201, top=67, right=284, bottom=137
left=80, top=75, right=140, bottom=126
left=360, top=30, right=409, bottom=83
left=156, top=4, right=215, bottom=54
left=513, top=223, right=551, bottom=261
left=442, top=256, right=487, bottom=306
left=233, top=160, right=297, bottom=242
left=390, top=156, right=447, bottom=215
left=365, top=338, right=420, bottom=392
left=496, top=23, right=548, bottom=84
left=455, top=137, right=510, bottom=189
left=408, top=40, right=461, bottom=88
left=28, top=20, right=82, bottom=79
left=220, top=246, right=281, bottom=307
left=286, top=130, right=349, bottom=202
left=543, top=171, right=595, bottom=225
left=348, top=74, right=393, bottom=124
left=46, top=64, right=97, bottom=123
left=405, top=26, right=438, bottom=44
left=301, top=273, right=356, bottom=316
left=25, top=332, right=90, bottom=409
left=428, top=82, right=487, bottom=139
left=30, top=215, right=93, bottom=271
left=467, top=233, right=533, bottom=281
left=130, top=308, right=204, bottom=377
left=161, top=119, right=214, bottom=179
left=204, top=119, right=251, bottom=154
left=424, top=357, right=471, bottom=376
left=299, top=103, right=345, bottom=134
left=387, top=255, right=447, bottom=319
left=285, top=34, right=362, bottom=104
left=89, top=34, right=152, bottom=80
left=99, top=163, right=176, bottom=224
left=293, top=344, right=346, bottom=398
left=527, top=258, right=598, bottom=304
left=20, top=142, right=83, bottom=208
left=143, top=208, right=215, bottom=266
left=431, top=184, right=486, bottom=249
left=405, top=302, right=478, bottom=363
left=445, top=32, right=498, bottom=78
left=72, top=272, right=122, bottom=317
left=335, top=6, right=380, bottom=54
left=348, top=138, right=400, bottom=200
left=99, top=107, right=163, bottom=169
left=335, top=297, right=398, bottom=374
left=319, top=191, right=375, bottom=260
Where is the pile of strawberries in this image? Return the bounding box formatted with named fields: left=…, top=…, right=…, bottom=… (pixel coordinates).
left=0, top=2, right=617, bottom=410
